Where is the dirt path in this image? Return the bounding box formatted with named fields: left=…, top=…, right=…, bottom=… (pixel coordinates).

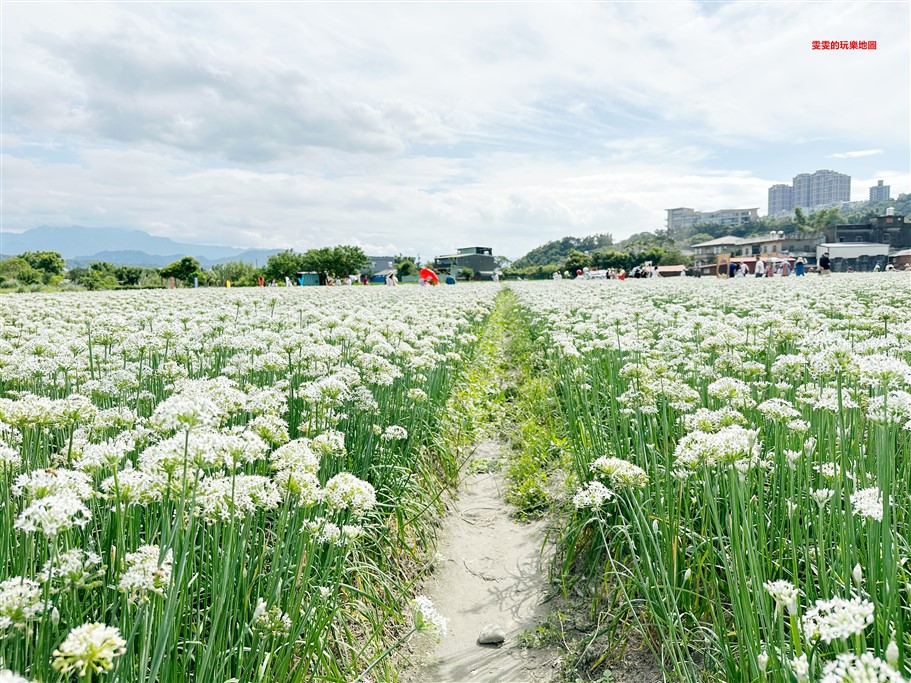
left=401, top=440, right=556, bottom=683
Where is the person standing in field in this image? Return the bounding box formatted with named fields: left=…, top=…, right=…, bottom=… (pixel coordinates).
left=755, top=258, right=766, bottom=278
left=819, top=252, right=831, bottom=275
left=795, top=256, right=806, bottom=276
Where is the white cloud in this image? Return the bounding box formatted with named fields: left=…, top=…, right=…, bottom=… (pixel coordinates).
left=1, top=1, right=908, bottom=259
left=828, top=149, right=884, bottom=159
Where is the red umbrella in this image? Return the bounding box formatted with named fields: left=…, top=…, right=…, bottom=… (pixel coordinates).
left=419, top=268, right=439, bottom=284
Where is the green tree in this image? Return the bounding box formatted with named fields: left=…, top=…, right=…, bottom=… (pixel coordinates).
left=809, top=207, right=844, bottom=231
left=394, top=255, right=417, bottom=278
left=300, top=247, right=335, bottom=277
left=114, top=265, right=144, bottom=286
left=513, top=233, right=613, bottom=268
left=0, top=257, right=44, bottom=286
left=211, top=261, right=262, bottom=286
left=20, top=251, right=65, bottom=284
left=562, top=249, right=592, bottom=274
left=159, top=256, right=202, bottom=287
left=458, top=267, right=474, bottom=281
left=591, top=249, right=632, bottom=270
left=68, top=264, right=119, bottom=290
left=327, top=245, right=370, bottom=279
left=264, top=251, right=308, bottom=282
left=794, top=207, right=809, bottom=232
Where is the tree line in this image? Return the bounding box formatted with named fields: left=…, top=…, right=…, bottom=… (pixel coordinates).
left=0, top=246, right=424, bottom=290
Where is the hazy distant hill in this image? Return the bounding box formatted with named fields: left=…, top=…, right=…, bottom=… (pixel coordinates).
left=0, top=226, right=252, bottom=260
left=0, top=226, right=279, bottom=267
left=67, top=249, right=281, bottom=268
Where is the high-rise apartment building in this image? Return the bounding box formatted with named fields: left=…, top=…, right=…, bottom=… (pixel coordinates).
left=768, top=169, right=851, bottom=215
left=869, top=180, right=891, bottom=202
left=792, top=169, right=851, bottom=210
left=768, top=184, right=793, bottom=215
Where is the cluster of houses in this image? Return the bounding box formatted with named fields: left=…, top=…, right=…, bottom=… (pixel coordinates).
left=364, top=247, right=499, bottom=282
left=690, top=211, right=910, bottom=275
left=360, top=212, right=910, bottom=283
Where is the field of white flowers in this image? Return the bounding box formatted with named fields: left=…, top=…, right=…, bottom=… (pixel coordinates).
left=1, top=276, right=909, bottom=683
left=512, top=276, right=910, bottom=683
left=0, top=287, right=493, bottom=682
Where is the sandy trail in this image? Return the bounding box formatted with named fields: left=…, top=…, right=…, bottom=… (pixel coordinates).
left=401, top=440, right=556, bottom=683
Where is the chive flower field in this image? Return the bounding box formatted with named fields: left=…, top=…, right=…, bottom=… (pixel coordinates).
left=0, top=288, right=491, bottom=682
left=1, top=276, right=909, bottom=683
left=512, top=277, right=910, bottom=683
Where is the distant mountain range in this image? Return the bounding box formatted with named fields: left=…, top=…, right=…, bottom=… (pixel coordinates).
left=0, top=226, right=281, bottom=267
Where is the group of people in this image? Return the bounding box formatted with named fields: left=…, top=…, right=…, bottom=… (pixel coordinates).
left=556, top=265, right=663, bottom=281
left=727, top=256, right=807, bottom=278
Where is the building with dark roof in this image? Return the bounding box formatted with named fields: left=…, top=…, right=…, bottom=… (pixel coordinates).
left=823, top=211, right=910, bottom=250
left=434, top=247, right=496, bottom=279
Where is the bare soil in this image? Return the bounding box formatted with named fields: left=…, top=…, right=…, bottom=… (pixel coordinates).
left=400, top=440, right=558, bottom=683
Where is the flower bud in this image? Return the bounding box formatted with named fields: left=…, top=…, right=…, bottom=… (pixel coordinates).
left=886, top=639, right=899, bottom=667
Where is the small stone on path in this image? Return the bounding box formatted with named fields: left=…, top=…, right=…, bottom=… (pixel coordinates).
left=477, top=624, right=506, bottom=645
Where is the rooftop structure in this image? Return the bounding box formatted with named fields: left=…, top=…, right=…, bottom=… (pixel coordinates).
left=824, top=212, right=910, bottom=250
left=434, top=246, right=496, bottom=279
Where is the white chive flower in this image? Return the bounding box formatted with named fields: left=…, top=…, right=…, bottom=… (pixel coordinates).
left=764, top=579, right=799, bottom=616
left=381, top=425, right=408, bottom=441
left=39, top=548, right=103, bottom=590
left=851, top=486, right=885, bottom=522
left=0, top=670, right=33, bottom=683
left=252, top=598, right=291, bottom=640
left=118, top=545, right=173, bottom=603
left=801, top=596, right=875, bottom=643
left=52, top=622, right=126, bottom=677
left=572, top=480, right=615, bottom=509
left=0, top=577, right=47, bottom=630
left=820, top=652, right=906, bottom=683
left=590, top=457, right=648, bottom=488
left=412, top=595, right=447, bottom=640
left=323, top=472, right=377, bottom=516
left=15, top=492, right=91, bottom=538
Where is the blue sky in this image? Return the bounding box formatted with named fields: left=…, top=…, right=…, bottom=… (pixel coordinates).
left=2, top=1, right=908, bottom=259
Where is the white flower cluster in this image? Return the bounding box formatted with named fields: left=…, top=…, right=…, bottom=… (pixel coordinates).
left=680, top=407, right=746, bottom=433
left=322, top=472, right=377, bottom=516
left=252, top=598, right=291, bottom=639
left=381, top=425, right=408, bottom=441
left=590, top=456, right=648, bottom=489
left=412, top=595, right=447, bottom=639
left=0, top=444, right=21, bottom=469
left=851, top=486, right=886, bottom=523
left=572, top=480, right=615, bottom=509
left=150, top=393, right=222, bottom=432
left=39, top=548, right=103, bottom=590
left=819, top=652, right=906, bottom=683
left=15, top=491, right=91, bottom=538
left=52, top=622, right=126, bottom=677
left=195, top=474, right=281, bottom=522
left=801, top=595, right=875, bottom=643
left=673, top=426, right=761, bottom=469
left=763, top=579, right=799, bottom=616
left=118, top=544, right=173, bottom=603
left=0, top=577, right=47, bottom=630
